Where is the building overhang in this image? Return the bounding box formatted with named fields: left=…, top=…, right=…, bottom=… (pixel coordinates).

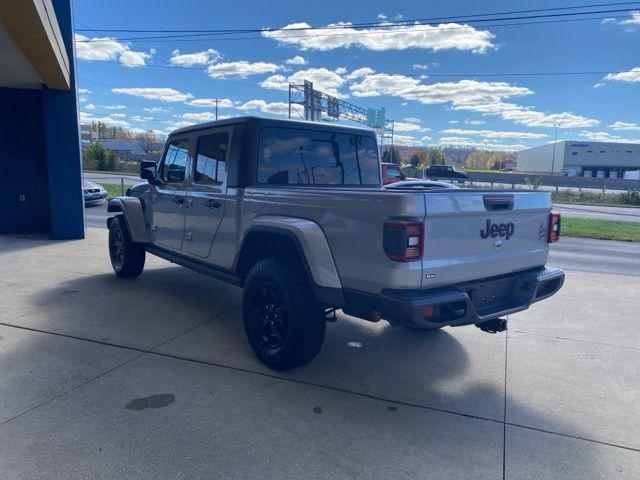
left=0, top=0, right=70, bottom=90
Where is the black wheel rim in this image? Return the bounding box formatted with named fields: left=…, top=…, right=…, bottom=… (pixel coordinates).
left=252, top=282, right=288, bottom=349
left=110, top=226, right=124, bottom=270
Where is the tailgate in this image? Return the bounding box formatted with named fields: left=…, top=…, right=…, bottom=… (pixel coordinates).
left=421, top=191, right=551, bottom=289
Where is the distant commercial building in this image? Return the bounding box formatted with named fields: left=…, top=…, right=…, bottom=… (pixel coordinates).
left=517, top=141, right=640, bottom=178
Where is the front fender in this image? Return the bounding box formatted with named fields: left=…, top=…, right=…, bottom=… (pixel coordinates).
left=107, top=197, right=149, bottom=243
left=247, top=216, right=341, bottom=290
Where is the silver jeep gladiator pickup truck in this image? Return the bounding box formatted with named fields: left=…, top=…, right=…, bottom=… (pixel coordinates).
left=107, top=116, right=564, bottom=370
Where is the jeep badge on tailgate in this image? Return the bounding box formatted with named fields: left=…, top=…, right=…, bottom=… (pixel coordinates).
left=480, top=219, right=515, bottom=240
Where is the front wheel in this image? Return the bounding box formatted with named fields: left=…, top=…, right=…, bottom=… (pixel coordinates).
left=108, top=215, right=145, bottom=278
left=242, top=257, right=326, bottom=370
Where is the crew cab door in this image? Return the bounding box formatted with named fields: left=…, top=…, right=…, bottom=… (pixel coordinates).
left=183, top=128, right=231, bottom=258
left=152, top=138, right=189, bottom=250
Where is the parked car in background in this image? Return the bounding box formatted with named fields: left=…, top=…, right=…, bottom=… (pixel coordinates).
left=425, top=164, right=469, bottom=183
left=381, top=162, right=419, bottom=185
left=83, top=180, right=107, bottom=205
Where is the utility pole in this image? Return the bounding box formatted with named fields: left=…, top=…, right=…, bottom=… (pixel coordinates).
left=550, top=123, right=559, bottom=175
left=215, top=98, right=219, bottom=121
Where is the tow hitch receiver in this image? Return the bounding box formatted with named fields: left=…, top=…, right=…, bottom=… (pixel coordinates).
left=476, top=318, right=508, bottom=333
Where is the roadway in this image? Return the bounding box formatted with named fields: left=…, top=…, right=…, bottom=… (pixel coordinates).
left=553, top=203, right=640, bottom=222
left=84, top=202, right=640, bottom=277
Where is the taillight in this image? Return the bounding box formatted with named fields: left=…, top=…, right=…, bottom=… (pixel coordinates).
left=384, top=220, right=424, bottom=261
left=548, top=213, right=561, bottom=243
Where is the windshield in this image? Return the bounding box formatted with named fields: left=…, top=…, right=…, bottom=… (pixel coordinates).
left=385, top=166, right=403, bottom=178
left=258, top=127, right=380, bottom=185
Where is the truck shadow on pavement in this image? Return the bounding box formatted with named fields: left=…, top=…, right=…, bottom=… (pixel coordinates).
left=17, top=266, right=611, bottom=478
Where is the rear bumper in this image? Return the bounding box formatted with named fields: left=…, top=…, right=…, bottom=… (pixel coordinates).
left=342, top=266, right=564, bottom=329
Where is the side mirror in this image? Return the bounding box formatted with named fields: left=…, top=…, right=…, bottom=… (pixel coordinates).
left=140, top=160, right=157, bottom=182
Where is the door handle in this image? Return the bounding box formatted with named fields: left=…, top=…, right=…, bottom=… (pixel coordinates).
left=204, top=199, right=221, bottom=209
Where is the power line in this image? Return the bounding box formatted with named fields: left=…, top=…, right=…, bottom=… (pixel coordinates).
left=79, top=64, right=629, bottom=78
left=75, top=1, right=640, bottom=35
left=73, top=13, right=638, bottom=44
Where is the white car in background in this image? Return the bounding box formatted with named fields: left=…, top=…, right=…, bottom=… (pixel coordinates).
left=83, top=180, right=107, bottom=206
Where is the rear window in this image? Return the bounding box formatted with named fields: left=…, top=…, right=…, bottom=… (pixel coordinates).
left=258, top=127, right=380, bottom=185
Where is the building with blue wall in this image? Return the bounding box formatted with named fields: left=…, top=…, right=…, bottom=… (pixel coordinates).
left=0, top=0, right=84, bottom=239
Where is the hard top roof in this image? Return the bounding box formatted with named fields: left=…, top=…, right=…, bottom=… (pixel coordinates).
left=168, top=115, right=376, bottom=138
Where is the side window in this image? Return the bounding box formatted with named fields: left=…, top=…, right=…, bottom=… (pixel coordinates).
left=161, top=139, right=189, bottom=183
left=194, top=131, right=229, bottom=185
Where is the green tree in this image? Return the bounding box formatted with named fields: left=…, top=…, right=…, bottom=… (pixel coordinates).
left=428, top=148, right=445, bottom=165
left=84, top=142, right=117, bottom=171
left=382, top=146, right=402, bottom=164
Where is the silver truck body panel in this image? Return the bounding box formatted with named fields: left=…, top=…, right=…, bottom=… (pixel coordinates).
left=107, top=197, right=149, bottom=244
left=248, top=216, right=342, bottom=289
left=241, top=187, right=426, bottom=292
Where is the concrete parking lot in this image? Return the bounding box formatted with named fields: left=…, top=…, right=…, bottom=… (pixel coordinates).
left=1, top=228, right=638, bottom=479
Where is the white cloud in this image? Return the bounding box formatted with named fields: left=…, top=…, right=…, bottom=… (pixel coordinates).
left=84, top=103, right=96, bottom=110
left=181, top=112, right=217, bottom=122
left=187, top=98, right=234, bottom=108
left=236, top=99, right=290, bottom=116
left=164, top=120, right=197, bottom=132
left=207, top=61, right=279, bottom=78
left=442, top=128, right=547, bottom=139
left=421, top=135, right=432, bottom=141
left=130, top=115, right=154, bottom=122
left=593, top=82, right=605, bottom=88
left=99, top=105, right=126, bottom=110
left=392, top=134, right=422, bottom=146
left=348, top=72, right=599, bottom=128
left=261, top=67, right=347, bottom=97
left=604, top=67, right=640, bottom=83
left=394, top=121, right=428, bottom=132
left=465, top=119, right=485, bottom=125
left=620, top=11, right=640, bottom=25
left=75, top=34, right=154, bottom=68
left=377, top=14, right=387, bottom=20
left=79, top=111, right=129, bottom=127
left=602, top=12, right=640, bottom=26
left=285, top=55, right=307, bottom=65
left=438, top=136, right=526, bottom=151
left=610, top=121, right=640, bottom=131
left=350, top=74, right=532, bottom=103
left=119, top=49, right=155, bottom=68
left=78, top=88, right=91, bottom=94
left=456, top=101, right=600, bottom=128
left=170, top=48, right=221, bottom=67
left=111, top=87, right=193, bottom=103
left=578, top=130, right=640, bottom=143
left=449, top=120, right=459, bottom=124
left=346, top=67, right=375, bottom=80
left=143, top=107, right=170, bottom=113
left=262, top=21, right=495, bottom=53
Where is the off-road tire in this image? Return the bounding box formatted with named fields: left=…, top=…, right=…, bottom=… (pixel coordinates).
left=108, top=214, right=145, bottom=278
left=242, top=257, right=326, bottom=370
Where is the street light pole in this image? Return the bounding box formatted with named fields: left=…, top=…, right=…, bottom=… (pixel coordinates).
left=550, top=123, right=559, bottom=175
left=215, top=98, right=219, bottom=121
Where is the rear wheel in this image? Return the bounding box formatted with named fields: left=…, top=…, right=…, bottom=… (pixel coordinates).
left=242, top=257, right=326, bottom=370
left=109, top=215, right=145, bottom=278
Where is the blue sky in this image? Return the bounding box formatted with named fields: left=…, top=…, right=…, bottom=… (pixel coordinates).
left=73, top=0, right=640, bottom=150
